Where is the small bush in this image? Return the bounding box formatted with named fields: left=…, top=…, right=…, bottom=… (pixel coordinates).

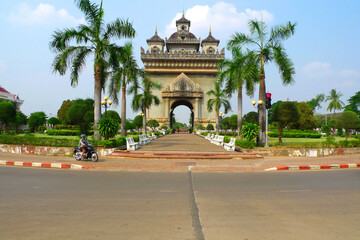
left=201, top=132, right=208, bottom=136
left=235, top=139, right=256, bottom=149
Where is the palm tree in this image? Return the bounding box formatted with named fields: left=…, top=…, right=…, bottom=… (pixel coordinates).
left=49, top=0, right=135, bottom=139
left=228, top=19, right=296, bottom=145
left=108, top=42, right=140, bottom=136
left=130, top=76, right=162, bottom=134
left=219, top=46, right=259, bottom=138
left=207, top=80, right=231, bottom=135
left=325, top=89, right=345, bottom=114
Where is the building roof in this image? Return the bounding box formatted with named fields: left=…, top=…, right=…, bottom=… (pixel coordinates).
left=0, top=87, right=10, bottom=94
left=147, top=27, right=165, bottom=44
left=201, top=29, right=220, bottom=45
left=169, top=32, right=197, bottom=40
left=176, top=12, right=191, bottom=26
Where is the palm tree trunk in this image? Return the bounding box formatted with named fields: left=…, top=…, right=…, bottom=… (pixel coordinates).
left=143, top=104, right=147, bottom=135
left=215, top=110, right=219, bottom=135
left=94, top=63, right=102, bottom=140
left=121, top=82, right=126, bottom=137
left=237, top=87, right=243, bottom=139
left=258, top=56, right=266, bottom=145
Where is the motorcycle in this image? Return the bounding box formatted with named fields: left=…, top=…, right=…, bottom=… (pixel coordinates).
left=73, top=143, right=98, bottom=162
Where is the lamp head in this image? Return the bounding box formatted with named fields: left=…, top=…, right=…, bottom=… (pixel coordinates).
left=258, top=100, right=264, bottom=105
left=104, top=96, right=108, bottom=101
left=252, top=100, right=256, bottom=106
left=108, top=100, right=112, bottom=105
left=101, top=100, right=106, bottom=105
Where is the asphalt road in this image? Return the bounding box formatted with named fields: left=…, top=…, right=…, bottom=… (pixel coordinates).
left=1, top=167, right=360, bottom=240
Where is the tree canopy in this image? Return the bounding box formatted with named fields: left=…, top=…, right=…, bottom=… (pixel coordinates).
left=336, top=111, right=360, bottom=140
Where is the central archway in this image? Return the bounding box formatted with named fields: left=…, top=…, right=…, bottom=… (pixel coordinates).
left=170, top=100, right=194, bottom=130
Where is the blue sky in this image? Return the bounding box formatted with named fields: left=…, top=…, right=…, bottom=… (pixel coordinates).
left=0, top=0, right=359, bottom=123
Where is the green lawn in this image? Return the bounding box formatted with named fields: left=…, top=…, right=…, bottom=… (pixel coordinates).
left=267, top=136, right=356, bottom=147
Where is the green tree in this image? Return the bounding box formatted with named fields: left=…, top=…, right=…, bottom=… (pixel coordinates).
left=11, top=111, right=28, bottom=133
left=108, top=42, right=141, bottom=136
left=66, top=99, right=94, bottom=135
left=336, top=111, right=360, bottom=140
left=307, top=94, right=325, bottom=111
left=206, top=124, right=214, bottom=132
left=133, top=115, right=143, bottom=133
left=125, top=120, right=135, bottom=132
left=344, top=91, right=360, bottom=116
left=228, top=19, right=296, bottom=145
left=131, top=77, right=161, bottom=134
left=57, top=100, right=74, bottom=124
left=229, top=115, right=238, bottom=135
left=50, top=0, right=136, bottom=140
left=222, top=117, right=230, bottom=131
left=219, top=47, right=258, bottom=138
left=288, top=102, right=316, bottom=130
left=270, top=101, right=300, bottom=143
left=325, top=89, right=345, bottom=114
left=0, top=101, right=16, bottom=133
left=47, top=117, right=62, bottom=125
left=243, top=111, right=258, bottom=124
left=207, top=80, right=231, bottom=135
left=102, top=110, right=121, bottom=123
left=98, top=117, right=119, bottom=140
left=147, top=119, right=159, bottom=131
left=28, top=112, right=47, bottom=132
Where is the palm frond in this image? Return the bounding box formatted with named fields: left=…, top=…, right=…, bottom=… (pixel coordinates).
left=75, top=0, right=100, bottom=25
left=272, top=43, right=295, bottom=85
left=70, top=47, right=92, bottom=86
left=104, top=18, right=136, bottom=41
left=268, top=21, right=296, bottom=44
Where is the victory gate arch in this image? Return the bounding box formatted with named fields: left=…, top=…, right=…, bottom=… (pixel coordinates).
left=141, top=13, right=225, bottom=128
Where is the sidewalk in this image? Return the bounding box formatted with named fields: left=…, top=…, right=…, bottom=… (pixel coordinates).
left=0, top=134, right=359, bottom=172
left=1, top=151, right=359, bottom=172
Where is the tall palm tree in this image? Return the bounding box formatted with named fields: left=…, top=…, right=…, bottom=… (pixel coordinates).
left=108, top=42, right=140, bottom=136
left=49, top=0, right=135, bottom=139
left=219, top=46, right=259, bottom=138
left=326, top=89, right=345, bottom=114
left=130, top=77, right=162, bottom=134
left=228, top=19, right=296, bottom=145
left=207, top=80, right=231, bottom=135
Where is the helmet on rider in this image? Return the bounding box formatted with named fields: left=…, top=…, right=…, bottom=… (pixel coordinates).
left=81, top=134, right=86, bottom=138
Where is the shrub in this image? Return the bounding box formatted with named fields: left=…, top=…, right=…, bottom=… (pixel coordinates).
left=161, top=125, right=168, bottom=130
left=196, top=125, right=205, bottom=130
left=0, top=135, right=78, bottom=147
left=235, top=139, right=256, bottom=149
left=98, top=118, right=120, bottom=140
left=268, top=130, right=322, bottom=138
left=224, top=136, right=230, bottom=143
left=38, top=125, right=46, bottom=132
left=242, top=123, right=259, bottom=142
left=201, top=132, right=208, bottom=136
left=206, top=124, right=214, bottom=131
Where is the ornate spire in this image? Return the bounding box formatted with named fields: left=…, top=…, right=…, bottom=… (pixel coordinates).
left=155, top=24, right=158, bottom=35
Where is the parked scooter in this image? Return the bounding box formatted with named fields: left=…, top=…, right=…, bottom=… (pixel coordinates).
left=73, top=142, right=98, bottom=162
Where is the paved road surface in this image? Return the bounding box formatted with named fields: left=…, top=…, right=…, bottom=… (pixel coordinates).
left=1, top=167, right=360, bottom=239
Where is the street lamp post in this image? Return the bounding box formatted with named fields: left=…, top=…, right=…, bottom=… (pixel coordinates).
left=219, top=112, right=225, bottom=135
left=101, top=96, right=112, bottom=118
left=138, top=112, right=144, bottom=134
left=252, top=100, right=268, bottom=147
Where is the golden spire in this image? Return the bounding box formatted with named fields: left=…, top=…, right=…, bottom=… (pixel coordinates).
left=209, top=24, right=211, bottom=34
left=155, top=24, right=157, bottom=35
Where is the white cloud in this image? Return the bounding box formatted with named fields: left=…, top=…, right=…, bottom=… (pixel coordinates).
left=164, top=2, right=274, bottom=39
left=302, top=61, right=333, bottom=78
left=340, top=69, right=360, bottom=78
left=8, top=3, right=85, bottom=25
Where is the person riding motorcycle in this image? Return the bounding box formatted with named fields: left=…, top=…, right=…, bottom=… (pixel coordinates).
left=78, top=134, right=89, bottom=160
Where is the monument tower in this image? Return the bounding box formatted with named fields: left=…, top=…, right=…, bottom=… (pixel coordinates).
left=141, top=13, right=225, bottom=128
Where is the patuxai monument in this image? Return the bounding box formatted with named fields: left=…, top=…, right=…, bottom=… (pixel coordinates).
left=141, top=12, right=225, bottom=129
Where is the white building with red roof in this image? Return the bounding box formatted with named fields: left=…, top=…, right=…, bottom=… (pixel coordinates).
left=0, top=86, right=24, bottom=110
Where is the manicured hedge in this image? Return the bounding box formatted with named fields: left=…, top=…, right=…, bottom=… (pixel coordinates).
left=46, top=129, right=94, bottom=136
left=0, top=135, right=78, bottom=147
left=268, top=130, right=321, bottom=138
left=235, top=139, right=256, bottom=149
